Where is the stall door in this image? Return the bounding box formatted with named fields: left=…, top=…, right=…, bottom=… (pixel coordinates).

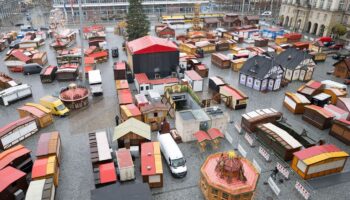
left=305, top=69, right=313, bottom=81
left=268, top=79, right=274, bottom=91
left=299, top=70, right=306, bottom=81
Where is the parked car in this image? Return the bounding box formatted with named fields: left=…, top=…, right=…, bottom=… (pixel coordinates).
left=23, top=63, right=43, bottom=75
left=261, top=11, right=272, bottom=16
left=329, top=43, right=344, bottom=50
left=332, top=49, right=350, bottom=60
left=9, top=40, right=21, bottom=49
left=111, top=47, right=119, bottom=58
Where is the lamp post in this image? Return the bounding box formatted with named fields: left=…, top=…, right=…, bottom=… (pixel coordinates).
left=78, top=0, right=85, bottom=83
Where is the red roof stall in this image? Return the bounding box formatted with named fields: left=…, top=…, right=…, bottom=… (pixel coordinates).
left=184, top=70, right=203, bottom=92
left=32, top=156, right=59, bottom=187
left=36, top=132, right=62, bottom=165
left=135, top=94, right=150, bottom=109
left=0, top=116, right=38, bottom=150
left=115, top=79, right=129, bottom=91
left=89, top=50, right=108, bottom=63
left=40, top=65, right=57, bottom=83
left=114, top=61, right=127, bottom=80
left=336, top=97, right=350, bottom=120
left=0, top=145, right=32, bottom=173
left=55, top=64, right=79, bottom=81
left=283, top=32, right=302, bottom=43
left=317, top=36, right=332, bottom=43
left=117, top=89, right=133, bottom=106
left=126, top=35, right=179, bottom=78
left=4, top=50, right=31, bottom=72
left=219, top=85, right=248, bottom=110
left=116, top=148, right=135, bottom=181
left=324, top=104, right=349, bottom=120
left=0, top=166, right=28, bottom=200
left=302, top=105, right=335, bottom=129
left=120, top=104, right=142, bottom=121
left=17, top=103, right=54, bottom=128
left=141, top=142, right=163, bottom=188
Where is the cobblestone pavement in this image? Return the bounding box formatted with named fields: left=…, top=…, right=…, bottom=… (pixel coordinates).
left=1, top=26, right=350, bottom=200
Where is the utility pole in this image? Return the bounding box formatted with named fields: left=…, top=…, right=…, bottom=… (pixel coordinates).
left=78, top=0, right=85, bottom=83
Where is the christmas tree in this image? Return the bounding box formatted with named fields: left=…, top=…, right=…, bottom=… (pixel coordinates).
left=126, top=0, right=150, bottom=41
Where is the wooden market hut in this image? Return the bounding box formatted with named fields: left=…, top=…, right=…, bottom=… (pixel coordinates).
left=311, top=93, right=331, bottom=107
left=215, top=40, right=230, bottom=51
left=25, top=178, right=56, bottom=200
left=291, top=144, right=349, bottom=179
left=40, top=65, right=57, bottom=83
left=329, top=119, right=350, bottom=145
left=184, top=70, right=203, bottom=92
left=114, top=61, right=127, bottom=80
left=94, top=162, right=117, bottom=187
left=113, top=118, right=151, bottom=149
left=36, top=132, right=62, bottom=165
left=336, top=97, right=350, bottom=120
left=115, top=79, right=129, bottom=91
left=241, top=108, right=282, bottom=133
left=297, top=80, right=324, bottom=100
left=140, top=103, right=168, bottom=131
left=211, top=53, right=230, bottom=69
left=333, top=58, right=350, bottom=79
left=135, top=94, right=149, bottom=109
left=17, top=103, right=53, bottom=128
left=0, top=166, right=28, bottom=200
left=283, top=92, right=311, bottom=114
left=141, top=142, right=163, bottom=188
left=32, top=156, right=59, bottom=187
left=256, top=123, right=302, bottom=161
left=302, top=105, right=335, bottom=130
left=323, top=88, right=347, bottom=105
left=155, top=25, right=175, bottom=38
left=117, top=89, right=133, bottom=106
left=324, top=104, right=349, bottom=120
left=194, top=64, right=209, bottom=78
left=219, top=85, right=248, bottom=110
left=116, top=148, right=135, bottom=181
left=0, top=116, right=38, bottom=150
left=209, top=76, right=226, bottom=93
left=0, top=145, right=33, bottom=173
left=195, top=41, right=216, bottom=53
left=32, top=52, right=48, bottom=66
left=120, top=104, right=142, bottom=122
left=230, top=58, right=247, bottom=72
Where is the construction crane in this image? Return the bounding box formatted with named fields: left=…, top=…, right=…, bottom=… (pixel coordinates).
left=192, top=3, right=202, bottom=31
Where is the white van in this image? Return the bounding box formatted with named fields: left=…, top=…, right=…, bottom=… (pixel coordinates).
left=88, top=70, right=103, bottom=96
left=157, top=133, right=187, bottom=178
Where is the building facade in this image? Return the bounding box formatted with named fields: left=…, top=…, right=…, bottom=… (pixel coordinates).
left=53, top=0, right=209, bottom=21
left=279, top=0, right=349, bottom=37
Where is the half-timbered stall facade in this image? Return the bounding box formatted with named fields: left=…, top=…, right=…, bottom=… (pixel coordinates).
left=239, top=55, right=284, bottom=92
left=275, top=48, right=315, bottom=82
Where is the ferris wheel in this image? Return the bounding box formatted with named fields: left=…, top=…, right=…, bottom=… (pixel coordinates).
left=49, top=8, right=66, bottom=35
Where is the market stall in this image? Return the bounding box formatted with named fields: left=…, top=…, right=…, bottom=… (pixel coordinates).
left=141, top=142, right=163, bottom=188
left=17, top=103, right=53, bottom=128
left=291, top=144, right=349, bottom=179
left=302, top=105, right=335, bottom=129
left=283, top=92, right=311, bottom=114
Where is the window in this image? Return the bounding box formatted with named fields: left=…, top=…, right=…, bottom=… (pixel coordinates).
left=146, top=86, right=150, bottom=90
left=222, top=192, right=229, bottom=200
left=140, top=86, right=144, bottom=91
left=212, top=188, right=218, bottom=195
left=153, top=112, right=158, bottom=117
left=312, top=0, right=317, bottom=8
left=319, top=0, right=324, bottom=8
left=339, top=0, right=345, bottom=10
left=326, top=0, right=332, bottom=10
